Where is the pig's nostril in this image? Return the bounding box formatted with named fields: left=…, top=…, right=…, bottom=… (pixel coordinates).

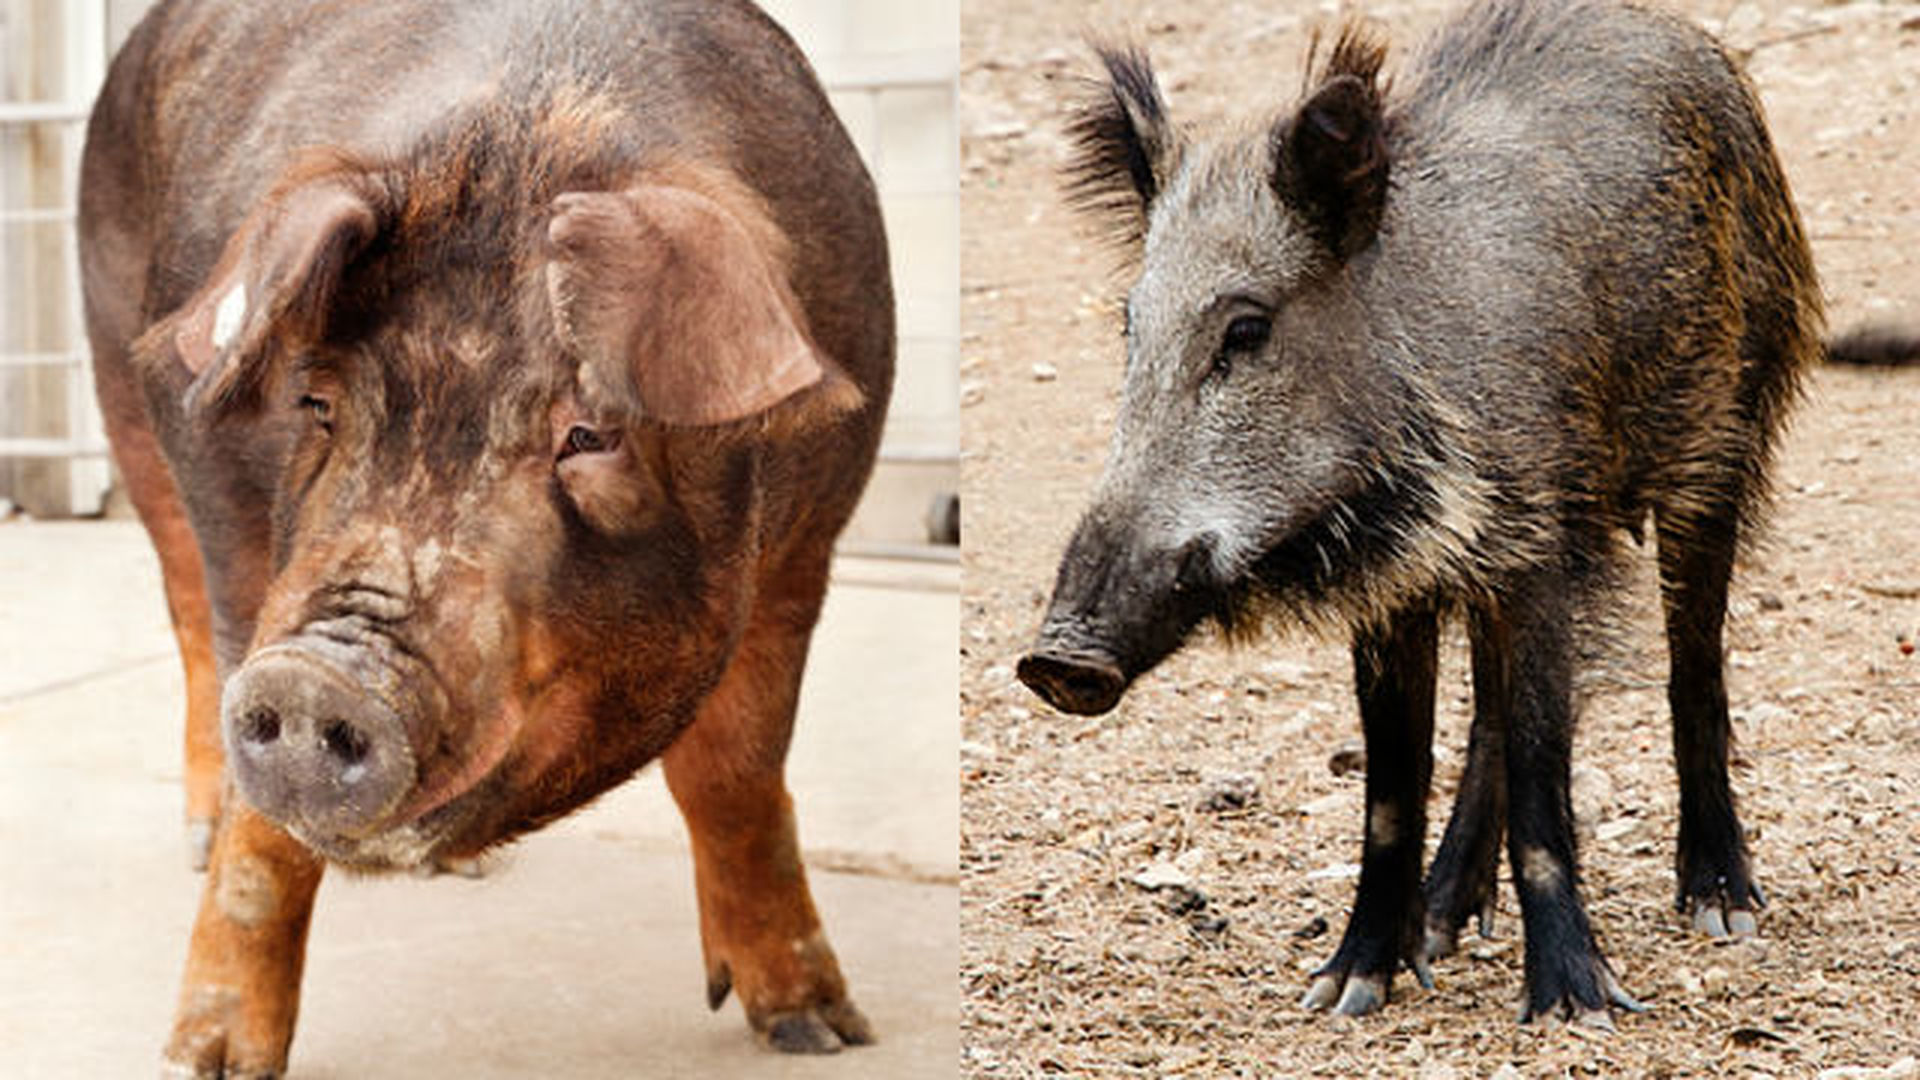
left=240, top=706, right=282, bottom=745
left=320, top=718, right=370, bottom=767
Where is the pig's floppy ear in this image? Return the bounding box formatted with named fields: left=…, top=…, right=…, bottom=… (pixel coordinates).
left=150, top=172, right=380, bottom=413
left=1274, top=27, right=1391, bottom=261
left=544, top=182, right=853, bottom=427
left=1064, top=42, right=1181, bottom=248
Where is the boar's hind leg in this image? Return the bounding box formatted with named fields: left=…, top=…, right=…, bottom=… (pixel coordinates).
left=662, top=571, right=872, bottom=1054
left=1490, top=576, right=1643, bottom=1025
left=95, top=368, right=224, bottom=871
left=1421, top=607, right=1510, bottom=962
left=162, top=803, right=323, bottom=1079
left=1301, top=604, right=1438, bottom=1016
left=1656, top=501, right=1762, bottom=938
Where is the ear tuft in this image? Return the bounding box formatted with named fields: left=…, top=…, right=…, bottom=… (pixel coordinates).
left=1063, top=42, right=1180, bottom=250
left=1274, top=22, right=1392, bottom=260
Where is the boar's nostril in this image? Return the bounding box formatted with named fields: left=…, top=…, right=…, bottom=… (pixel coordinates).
left=240, top=706, right=282, bottom=746
left=320, top=718, right=371, bottom=767
left=1017, top=650, right=1127, bottom=716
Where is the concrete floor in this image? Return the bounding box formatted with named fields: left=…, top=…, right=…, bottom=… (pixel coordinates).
left=0, top=520, right=957, bottom=1079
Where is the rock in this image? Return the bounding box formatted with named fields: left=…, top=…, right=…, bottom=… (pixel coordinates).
left=1306, top=861, right=1361, bottom=881
left=1674, top=968, right=1704, bottom=997
left=1490, top=1064, right=1524, bottom=1080
left=1297, top=791, right=1349, bottom=817
left=1130, top=861, right=1191, bottom=891
left=1327, top=743, right=1365, bottom=777
left=1198, top=771, right=1259, bottom=812
left=1570, top=763, right=1614, bottom=821
left=1030, top=361, right=1058, bottom=382
left=1702, top=965, right=1731, bottom=997
left=1596, top=817, right=1641, bottom=844
left=1817, top=1058, right=1919, bottom=1080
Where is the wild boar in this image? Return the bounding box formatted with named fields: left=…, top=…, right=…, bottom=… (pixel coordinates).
left=1018, top=0, right=1837, bottom=1023
left=79, top=0, right=891, bottom=1074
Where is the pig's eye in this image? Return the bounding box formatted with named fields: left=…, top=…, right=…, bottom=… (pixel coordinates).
left=1221, top=315, right=1272, bottom=356
left=558, top=424, right=619, bottom=461
left=298, top=394, right=333, bottom=432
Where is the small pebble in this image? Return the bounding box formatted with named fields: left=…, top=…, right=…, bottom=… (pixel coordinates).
left=1031, top=361, right=1058, bottom=382
left=1327, top=743, right=1365, bottom=777
left=1702, top=964, right=1731, bottom=997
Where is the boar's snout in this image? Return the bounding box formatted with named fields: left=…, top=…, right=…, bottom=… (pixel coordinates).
left=1017, top=647, right=1127, bottom=716
left=1019, top=522, right=1225, bottom=717
left=222, top=645, right=416, bottom=840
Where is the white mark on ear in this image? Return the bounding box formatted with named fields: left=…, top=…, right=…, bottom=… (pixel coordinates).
left=211, top=283, right=248, bottom=350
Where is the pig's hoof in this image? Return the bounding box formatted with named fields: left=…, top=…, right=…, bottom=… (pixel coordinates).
left=755, top=1000, right=876, bottom=1054
left=1518, top=948, right=1645, bottom=1024
left=411, top=853, right=488, bottom=879
left=185, top=818, right=216, bottom=873
left=160, top=1043, right=283, bottom=1080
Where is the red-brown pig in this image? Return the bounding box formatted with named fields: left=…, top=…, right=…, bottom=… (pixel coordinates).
left=78, top=1, right=892, bottom=1074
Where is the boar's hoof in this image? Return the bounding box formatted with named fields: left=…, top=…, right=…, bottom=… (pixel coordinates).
left=1689, top=900, right=1758, bottom=939
left=222, top=648, right=415, bottom=839
left=1017, top=649, right=1126, bottom=716
left=1518, top=950, right=1646, bottom=1024
left=757, top=1001, right=876, bottom=1054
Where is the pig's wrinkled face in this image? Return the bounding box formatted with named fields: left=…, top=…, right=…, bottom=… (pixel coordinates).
left=151, top=146, right=845, bottom=868
left=228, top=305, right=750, bottom=869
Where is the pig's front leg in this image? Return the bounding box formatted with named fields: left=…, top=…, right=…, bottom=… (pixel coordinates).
left=1301, top=604, right=1438, bottom=1016
left=162, top=802, right=323, bottom=1079
left=663, top=581, right=872, bottom=1054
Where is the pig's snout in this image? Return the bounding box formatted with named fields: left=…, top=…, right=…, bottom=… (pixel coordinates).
left=223, top=646, right=416, bottom=839
left=1017, top=647, right=1127, bottom=716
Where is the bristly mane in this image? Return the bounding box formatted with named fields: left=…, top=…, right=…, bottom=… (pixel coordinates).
left=1062, top=43, right=1172, bottom=250
left=1303, top=18, right=1391, bottom=100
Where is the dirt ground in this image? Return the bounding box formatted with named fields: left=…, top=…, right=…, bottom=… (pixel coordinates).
left=958, top=1, right=1920, bottom=1076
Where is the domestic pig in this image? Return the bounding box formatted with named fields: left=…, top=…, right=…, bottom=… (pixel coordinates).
left=79, top=0, right=891, bottom=1074
left=1019, top=0, right=1831, bottom=1023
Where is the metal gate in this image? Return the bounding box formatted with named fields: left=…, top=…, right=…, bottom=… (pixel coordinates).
left=0, top=0, right=113, bottom=517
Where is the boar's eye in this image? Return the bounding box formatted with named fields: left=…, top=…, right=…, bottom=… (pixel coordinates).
left=558, top=424, right=620, bottom=461
left=1209, top=314, right=1272, bottom=382
left=298, top=394, right=333, bottom=432
left=1221, top=314, right=1272, bottom=356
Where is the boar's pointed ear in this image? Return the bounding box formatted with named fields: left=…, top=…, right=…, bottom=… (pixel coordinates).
left=545, top=181, right=855, bottom=427
left=1064, top=43, right=1180, bottom=247
left=1276, top=69, right=1390, bottom=260
left=158, top=171, right=381, bottom=412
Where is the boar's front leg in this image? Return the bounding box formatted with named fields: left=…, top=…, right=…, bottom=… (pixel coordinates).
left=662, top=570, right=872, bottom=1054
left=1487, top=574, right=1643, bottom=1024
left=1421, top=607, right=1510, bottom=961
left=1301, top=604, right=1438, bottom=1016
left=162, top=803, right=323, bottom=1079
